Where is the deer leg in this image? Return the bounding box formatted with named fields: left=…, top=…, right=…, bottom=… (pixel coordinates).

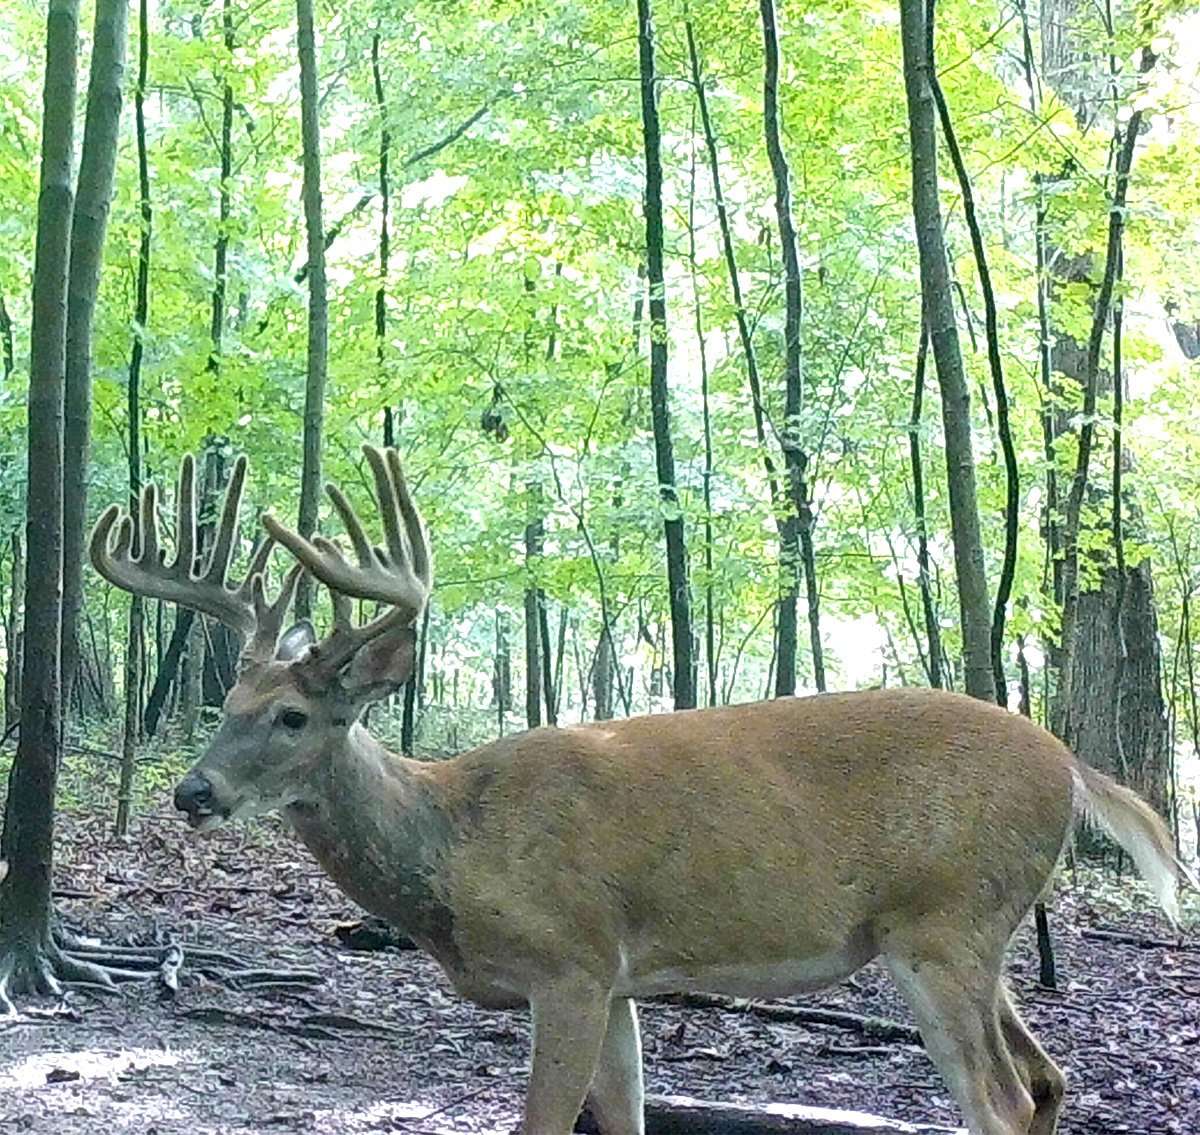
left=524, top=981, right=612, bottom=1135
left=998, top=988, right=1065, bottom=1135
left=886, top=947, right=1034, bottom=1135
left=586, top=998, right=645, bottom=1135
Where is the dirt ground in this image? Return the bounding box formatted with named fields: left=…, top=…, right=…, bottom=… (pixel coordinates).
left=1, top=806, right=1197, bottom=1135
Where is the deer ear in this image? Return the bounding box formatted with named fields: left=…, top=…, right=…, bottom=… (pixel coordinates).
left=343, top=622, right=417, bottom=699
left=276, top=620, right=317, bottom=662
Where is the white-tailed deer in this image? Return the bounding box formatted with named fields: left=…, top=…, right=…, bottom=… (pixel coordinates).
left=91, top=448, right=1193, bottom=1135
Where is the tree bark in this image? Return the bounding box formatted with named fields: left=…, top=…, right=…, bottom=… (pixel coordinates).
left=400, top=605, right=428, bottom=755
left=61, top=0, right=128, bottom=719
left=638, top=0, right=695, bottom=710
left=524, top=498, right=544, bottom=729
left=1056, top=113, right=1141, bottom=743
left=685, top=104, right=718, bottom=707
left=372, top=32, right=391, bottom=435
left=923, top=0, right=1018, bottom=703
left=898, top=0, right=995, bottom=702
left=759, top=0, right=823, bottom=696
left=687, top=23, right=797, bottom=699
left=4, top=530, right=24, bottom=734
left=208, top=0, right=233, bottom=373
left=908, top=322, right=943, bottom=688
left=0, top=0, right=80, bottom=984
left=143, top=607, right=194, bottom=737
left=0, top=295, right=13, bottom=381
left=293, top=0, right=328, bottom=620
left=1037, top=4, right=1169, bottom=814
left=115, top=0, right=151, bottom=837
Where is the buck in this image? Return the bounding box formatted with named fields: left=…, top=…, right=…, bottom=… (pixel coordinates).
left=91, top=447, right=1192, bottom=1135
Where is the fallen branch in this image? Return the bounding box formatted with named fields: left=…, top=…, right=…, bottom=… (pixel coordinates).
left=656, top=993, right=923, bottom=1046
left=1081, top=928, right=1198, bottom=952
left=176, top=1004, right=401, bottom=1042
left=577, top=1094, right=963, bottom=1135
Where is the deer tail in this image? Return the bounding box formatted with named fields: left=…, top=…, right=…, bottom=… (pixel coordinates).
left=1071, top=761, right=1197, bottom=927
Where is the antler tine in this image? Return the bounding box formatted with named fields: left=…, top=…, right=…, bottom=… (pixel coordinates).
left=204, top=455, right=249, bottom=586
left=176, top=454, right=197, bottom=576
left=243, top=562, right=305, bottom=665
left=261, top=446, right=432, bottom=672
left=387, top=448, right=431, bottom=588
left=90, top=454, right=289, bottom=648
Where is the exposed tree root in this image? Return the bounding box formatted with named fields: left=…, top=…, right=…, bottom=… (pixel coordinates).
left=0, top=927, right=324, bottom=1018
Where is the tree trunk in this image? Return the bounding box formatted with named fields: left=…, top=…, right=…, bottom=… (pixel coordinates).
left=637, top=0, right=695, bottom=711
left=760, top=0, right=823, bottom=696
left=372, top=31, right=390, bottom=392
left=685, top=107, right=718, bottom=707
left=143, top=608, right=193, bottom=737
left=898, top=0, right=994, bottom=702
left=4, top=530, right=25, bottom=734
left=0, top=294, right=13, bottom=381
left=1037, top=0, right=1169, bottom=814
left=60, top=0, right=128, bottom=720
left=592, top=630, right=613, bottom=722
left=908, top=322, right=943, bottom=688
left=0, top=0, right=80, bottom=987
left=293, top=0, right=328, bottom=620
left=923, top=5, right=1019, bottom=703
left=493, top=609, right=512, bottom=723
left=524, top=491, right=544, bottom=729
left=400, top=606, right=427, bottom=755
left=689, top=23, right=803, bottom=698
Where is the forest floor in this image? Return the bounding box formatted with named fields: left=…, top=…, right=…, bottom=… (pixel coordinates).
left=1, top=803, right=1197, bottom=1135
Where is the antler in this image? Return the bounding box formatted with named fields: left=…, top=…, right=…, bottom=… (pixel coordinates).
left=263, top=446, right=431, bottom=674
left=90, top=454, right=302, bottom=664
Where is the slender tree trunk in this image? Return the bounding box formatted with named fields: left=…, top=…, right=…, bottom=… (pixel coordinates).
left=689, top=23, right=804, bottom=696
left=686, top=104, right=718, bottom=707
left=909, top=322, right=943, bottom=688
left=60, top=0, right=128, bottom=720
left=209, top=0, right=233, bottom=372
left=143, top=609, right=193, bottom=736
left=494, top=609, right=512, bottom=724
left=0, top=0, right=80, bottom=987
left=1057, top=113, right=1141, bottom=742
left=524, top=495, right=544, bottom=729
left=638, top=0, right=694, bottom=710
left=0, top=295, right=13, bottom=381
left=924, top=0, right=1018, bottom=703
left=539, top=597, right=557, bottom=726
left=4, top=531, right=24, bottom=734
left=760, top=0, right=823, bottom=696
left=899, top=0, right=995, bottom=702
left=400, top=605, right=427, bottom=755
left=293, top=0, right=328, bottom=620
left=594, top=269, right=646, bottom=722
left=372, top=32, right=391, bottom=435
left=522, top=269, right=545, bottom=729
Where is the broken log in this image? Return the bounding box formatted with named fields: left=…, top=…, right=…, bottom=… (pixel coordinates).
left=577, top=1095, right=964, bottom=1135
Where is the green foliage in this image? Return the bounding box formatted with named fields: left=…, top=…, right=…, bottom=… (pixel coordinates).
left=0, top=0, right=1197, bottom=765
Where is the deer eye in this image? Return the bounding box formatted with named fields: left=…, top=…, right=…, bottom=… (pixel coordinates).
left=277, top=708, right=309, bottom=731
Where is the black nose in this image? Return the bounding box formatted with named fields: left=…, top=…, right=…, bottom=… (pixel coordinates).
left=174, top=773, right=213, bottom=814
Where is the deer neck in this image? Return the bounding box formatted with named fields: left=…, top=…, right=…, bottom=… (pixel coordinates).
left=283, top=724, right=459, bottom=960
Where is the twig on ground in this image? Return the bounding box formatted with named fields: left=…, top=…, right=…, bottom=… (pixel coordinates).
left=655, top=993, right=924, bottom=1046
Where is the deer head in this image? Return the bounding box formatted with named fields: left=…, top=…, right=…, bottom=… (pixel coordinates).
left=90, top=447, right=431, bottom=830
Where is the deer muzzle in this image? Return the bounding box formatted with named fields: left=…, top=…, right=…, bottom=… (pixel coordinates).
left=174, top=772, right=228, bottom=829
